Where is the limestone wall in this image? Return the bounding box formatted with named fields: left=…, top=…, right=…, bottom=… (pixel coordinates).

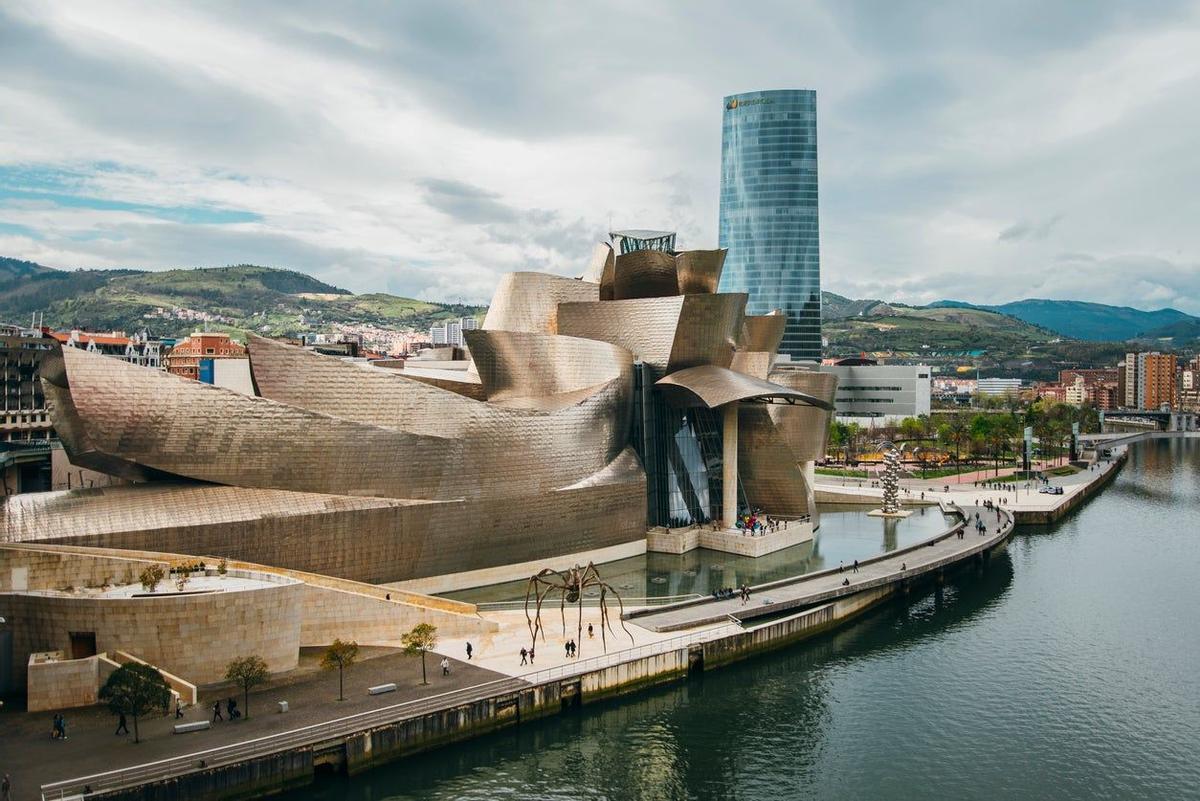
left=0, top=546, right=160, bottom=593
left=296, top=584, right=494, bottom=646
left=27, top=652, right=99, bottom=711
left=1, top=579, right=301, bottom=688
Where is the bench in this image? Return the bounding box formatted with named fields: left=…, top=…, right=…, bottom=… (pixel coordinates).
left=368, top=683, right=397, bottom=696
left=174, top=720, right=212, bottom=734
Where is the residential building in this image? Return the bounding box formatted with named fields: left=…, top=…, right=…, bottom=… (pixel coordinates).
left=164, top=332, right=248, bottom=381
left=977, top=377, right=1023, bottom=397
left=718, top=89, right=821, bottom=361
left=1, top=324, right=55, bottom=444
left=1125, top=351, right=1177, bottom=410
left=817, top=361, right=931, bottom=423
left=429, top=317, right=478, bottom=348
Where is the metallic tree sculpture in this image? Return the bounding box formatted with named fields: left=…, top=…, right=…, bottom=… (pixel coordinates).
left=524, top=563, right=634, bottom=655
left=880, top=447, right=903, bottom=514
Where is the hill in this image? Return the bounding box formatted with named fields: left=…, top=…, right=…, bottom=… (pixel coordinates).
left=0, top=259, right=484, bottom=339
left=930, top=298, right=1197, bottom=341
left=823, top=303, right=1057, bottom=356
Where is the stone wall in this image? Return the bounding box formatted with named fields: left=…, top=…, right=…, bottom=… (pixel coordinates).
left=1, top=577, right=301, bottom=688
left=27, top=651, right=100, bottom=711
left=0, top=545, right=159, bottom=593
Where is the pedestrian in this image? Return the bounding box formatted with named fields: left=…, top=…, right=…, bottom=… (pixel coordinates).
left=841, top=578, right=850, bottom=586
left=115, top=711, right=129, bottom=735
left=901, top=562, right=907, bottom=571
left=175, top=699, right=184, bottom=719
left=520, top=647, right=528, bottom=666
left=441, top=657, right=450, bottom=676
left=565, top=641, right=571, bottom=658
left=852, top=559, right=859, bottom=573
left=2, top=772, right=10, bottom=801
left=529, top=647, right=535, bottom=664
left=213, top=700, right=223, bottom=722
left=227, top=697, right=240, bottom=720
left=838, top=561, right=844, bottom=573
left=587, top=623, right=594, bottom=639
left=466, top=642, right=473, bottom=660
left=56, top=714, right=67, bottom=740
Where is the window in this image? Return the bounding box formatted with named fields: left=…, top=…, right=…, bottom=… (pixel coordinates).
left=205, top=348, right=215, bottom=355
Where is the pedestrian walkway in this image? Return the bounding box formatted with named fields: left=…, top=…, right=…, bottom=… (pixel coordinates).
left=3, top=649, right=505, bottom=801
left=630, top=506, right=1011, bottom=633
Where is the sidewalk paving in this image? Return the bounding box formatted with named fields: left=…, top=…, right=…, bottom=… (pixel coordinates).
left=0, top=647, right=506, bottom=801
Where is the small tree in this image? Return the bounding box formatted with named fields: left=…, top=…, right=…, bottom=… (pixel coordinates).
left=139, top=564, right=165, bottom=593
left=401, top=623, right=439, bottom=685
left=217, top=558, right=228, bottom=576
left=224, top=655, right=269, bottom=719
left=99, top=662, right=172, bottom=743
left=320, top=639, right=359, bottom=701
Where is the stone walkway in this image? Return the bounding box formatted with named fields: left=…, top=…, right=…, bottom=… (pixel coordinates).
left=1, top=648, right=506, bottom=801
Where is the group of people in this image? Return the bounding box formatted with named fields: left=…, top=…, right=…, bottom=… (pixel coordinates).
left=212, top=697, right=241, bottom=722
left=734, top=512, right=785, bottom=536
left=710, top=585, right=743, bottom=601
left=563, top=639, right=580, bottom=658
left=49, top=713, right=67, bottom=740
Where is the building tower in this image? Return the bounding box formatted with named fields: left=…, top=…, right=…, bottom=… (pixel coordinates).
left=718, top=89, right=821, bottom=361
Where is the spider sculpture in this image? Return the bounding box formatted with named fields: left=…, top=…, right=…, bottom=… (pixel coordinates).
left=524, top=562, right=634, bottom=655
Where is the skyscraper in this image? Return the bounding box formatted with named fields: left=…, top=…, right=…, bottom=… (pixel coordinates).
left=718, top=89, right=821, bottom=360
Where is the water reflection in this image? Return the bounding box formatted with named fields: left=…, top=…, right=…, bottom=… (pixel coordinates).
left=447, top=506, right=953, bottom=604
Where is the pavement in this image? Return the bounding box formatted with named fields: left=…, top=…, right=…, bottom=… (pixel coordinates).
left=431, top=608, right=719, bottom=679
left=0, top=647, right=506, bottom=801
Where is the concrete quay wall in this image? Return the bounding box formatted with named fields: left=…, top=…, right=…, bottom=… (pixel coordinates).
left=1013, top=451, right=1126, bottom=525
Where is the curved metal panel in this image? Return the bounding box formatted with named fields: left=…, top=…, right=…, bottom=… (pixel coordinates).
left=742, top=311, right=787, bottom=354
left=464, top=329, right=633, bottom=403
left=738, top=405, right=813, bottom=518
left=730, top=351, right=773, bottom=380
left=674, top=249, right=726, bottom=294
left=668, top=294, right=746, bottom=373
left=766, top=368, right=839, bottom=462
left=580, top=242, right=614, bottom=285
left=612, top=250, right=678, bottom=300
left=248, top=335, right=634, bottom=497
left=655, top=365, right=832, bottom=410
left=481, top=272, right=598, bottom=334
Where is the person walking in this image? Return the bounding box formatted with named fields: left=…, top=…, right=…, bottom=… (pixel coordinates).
left=55, top=714, right=67, bottom=740
left=528, top=647, right=535, bottom=664
left=520, top=647, right=528, bottom=666
left=441, top=657, right=450, bottom=676
left=587, top=623, right=594, bottom=639
left=175, top=699, right=184, bottom=719
left=115, top=711, right=129, bottom=736
left=212, top=700, right=223, bottom=723
left=465, top=642, right=473, bottom=660
left=852, top=560, right=859, bottom=573
left=2, top=772, right=10, bottom=801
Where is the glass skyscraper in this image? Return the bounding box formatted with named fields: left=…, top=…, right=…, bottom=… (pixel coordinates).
left=718, top=89, right=821, bottom=360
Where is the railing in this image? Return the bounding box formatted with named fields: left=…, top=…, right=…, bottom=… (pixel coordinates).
left=40, top=622, right=737, bottom=801
left=475, top=593, right=704, bottom=612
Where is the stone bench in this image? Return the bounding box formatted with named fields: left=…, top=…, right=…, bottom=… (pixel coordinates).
left=367, top=683, right=397, bottom=696
left=174, top=720, right=212, bottom=734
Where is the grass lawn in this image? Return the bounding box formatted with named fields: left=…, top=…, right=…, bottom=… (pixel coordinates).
left=815, top=467, right=869, bottom=478
left=1046, top=465, right=1081, bottom=476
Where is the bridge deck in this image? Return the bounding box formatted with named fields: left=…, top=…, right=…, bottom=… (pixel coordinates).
left=629, top=506, right=1012, bottom=633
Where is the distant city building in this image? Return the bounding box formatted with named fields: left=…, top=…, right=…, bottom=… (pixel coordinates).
left=1122, top=351, right=1177, bottom=410
left=718, top=89, right=821, bottom=361
left=932, top=377, right=977, bottom=406
left=977, top=377, right=1022, bottom=397
left=818, top=360, right=931, bottom=423
left=1, top=324, right=54, bottom=444
left=164, top=332, right=248, bottom=381
left=429, top=317, right=478, bottom=348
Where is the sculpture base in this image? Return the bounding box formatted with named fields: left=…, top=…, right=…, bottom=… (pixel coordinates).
left=867, top=509, right=913, bottom=519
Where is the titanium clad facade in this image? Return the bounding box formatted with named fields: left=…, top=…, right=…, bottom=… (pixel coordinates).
left=718, top=89, right=821, bottom=360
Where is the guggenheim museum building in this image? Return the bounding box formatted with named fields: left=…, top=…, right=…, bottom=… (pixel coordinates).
left=1, top=236, right=837, bottom=589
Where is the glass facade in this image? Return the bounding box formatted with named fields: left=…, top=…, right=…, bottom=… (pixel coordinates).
left=718, top=89, right=821, bottom=360
left=631, top=364, right=747, bottom=527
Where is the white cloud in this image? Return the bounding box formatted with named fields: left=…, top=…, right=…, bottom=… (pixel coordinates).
left=1, top=0, right=1199, bottom=313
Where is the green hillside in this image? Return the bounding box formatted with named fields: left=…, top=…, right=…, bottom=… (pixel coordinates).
left=0, top=260, right=484, bottom=338
left=930, top=298, right=1198, bottom=341
left=824, top=304, right=1057, bottom=355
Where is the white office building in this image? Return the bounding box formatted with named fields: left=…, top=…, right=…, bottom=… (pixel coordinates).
left=817, top=362, right=931, bottom=424
left=977, top=377, right=1022, bottom=397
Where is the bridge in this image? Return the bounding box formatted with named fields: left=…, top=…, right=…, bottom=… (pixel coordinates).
left=627, top=504, right=1012, bottom=633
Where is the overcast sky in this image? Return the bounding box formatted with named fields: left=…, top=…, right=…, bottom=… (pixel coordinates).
left=3, top=1, right=1200, bottom=312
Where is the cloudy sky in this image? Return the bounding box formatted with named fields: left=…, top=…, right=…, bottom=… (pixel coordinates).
left=2, top=1, right=1200, bottom=311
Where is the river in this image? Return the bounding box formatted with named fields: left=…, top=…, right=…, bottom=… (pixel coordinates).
left=291, top=438, right=1200, bottom=800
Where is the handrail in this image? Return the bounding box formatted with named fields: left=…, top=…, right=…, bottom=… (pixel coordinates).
left=40, top=623, right=737, bottom=800
left=475, top=593, right=704, bottom=612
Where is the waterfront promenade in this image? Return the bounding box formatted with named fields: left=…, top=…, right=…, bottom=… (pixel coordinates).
left=23, top=453, right=1125, bottom=801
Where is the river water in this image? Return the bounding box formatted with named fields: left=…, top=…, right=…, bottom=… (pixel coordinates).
left=296, top=438, right=1200, bottom=800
